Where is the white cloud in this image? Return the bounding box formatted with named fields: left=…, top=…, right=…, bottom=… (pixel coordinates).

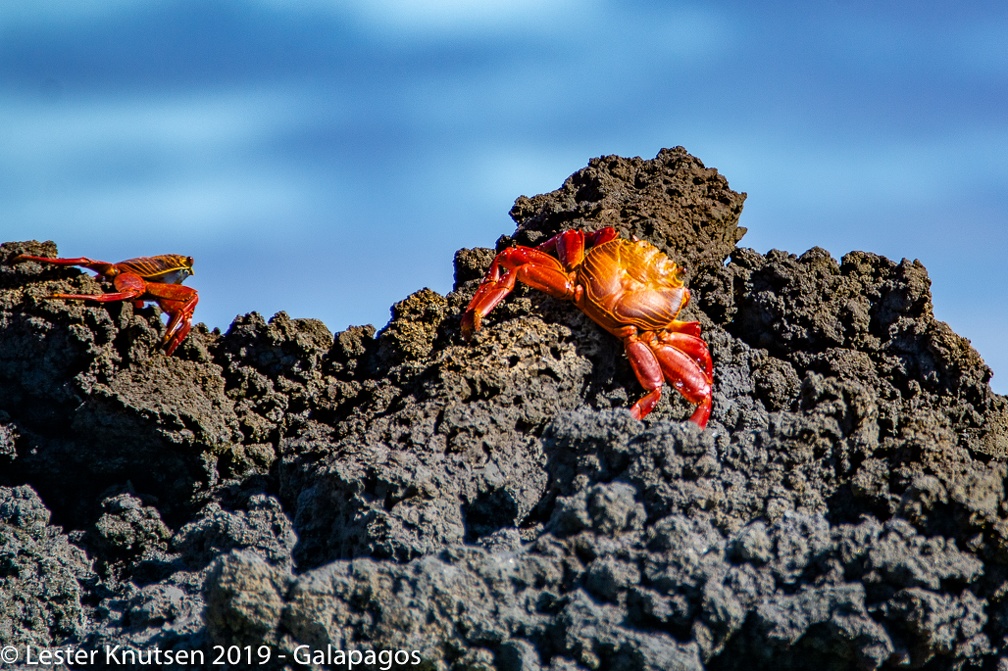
left=0, top=87, right=319, bottom=240
left=1, top=88, right=300, bottom=169
left=251, top=0, right=598, bottom=37
left=352, top=0, right=583, bottom=30
left=6, top=171, right=307, bottom=239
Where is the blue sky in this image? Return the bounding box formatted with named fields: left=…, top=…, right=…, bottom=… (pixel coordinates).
left=2, top=1, right=1006, bottom=394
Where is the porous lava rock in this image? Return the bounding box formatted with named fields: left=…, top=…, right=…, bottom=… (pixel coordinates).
left=2, top=147, right=1007, bottom=670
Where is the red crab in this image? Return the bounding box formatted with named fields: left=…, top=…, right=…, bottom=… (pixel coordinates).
left=461, top=227, right=713, bottom=427
left=13, top=253, right=198, bottom=355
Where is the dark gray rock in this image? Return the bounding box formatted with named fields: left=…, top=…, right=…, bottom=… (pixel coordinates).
left=0, top=486, right=94, bottom=648
left=2, top=148, right=1007, bottom=669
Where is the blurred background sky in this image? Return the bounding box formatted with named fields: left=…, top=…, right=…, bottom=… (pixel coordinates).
left=2, top=1, right=1005, bottom=393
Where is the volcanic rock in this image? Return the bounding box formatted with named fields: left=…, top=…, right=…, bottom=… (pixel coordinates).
left=1, top=147, right=1006, bottom=670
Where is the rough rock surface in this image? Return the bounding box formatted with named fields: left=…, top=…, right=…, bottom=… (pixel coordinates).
left=1, top=147, right=1006, bottom=669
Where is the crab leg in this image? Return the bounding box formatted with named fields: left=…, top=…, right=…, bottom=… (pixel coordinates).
left=46, top=272, right=147, bottom=303
left=623, top=333, right=665, bottom=420
left=43, top=272, right=197, bottom=355
left=620, top=326, right=713, bottom=427
left=537, top=227, right=619, bottom=267
left=654, top=330, right=713, bottom=379
left=654, top=345, right=712, bottom=427
left=461, top=246, right=575, bottom=339
left=144, top=283, right=199, bottom=354
left=14, top=254, right=119, bottom=277
left=667, top=319, right=702, bottom=339
left=649, top=332, right=713, bottom=428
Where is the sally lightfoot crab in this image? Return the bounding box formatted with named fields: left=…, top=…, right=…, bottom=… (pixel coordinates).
left=461, top=227, right=713, bottom=428
left=13, top=253, right=198, bottom=355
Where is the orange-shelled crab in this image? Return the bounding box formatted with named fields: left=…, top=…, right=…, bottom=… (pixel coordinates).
left=13, top=253, right=198, bottom=355
left=461, top=227, right=713, bottom=428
